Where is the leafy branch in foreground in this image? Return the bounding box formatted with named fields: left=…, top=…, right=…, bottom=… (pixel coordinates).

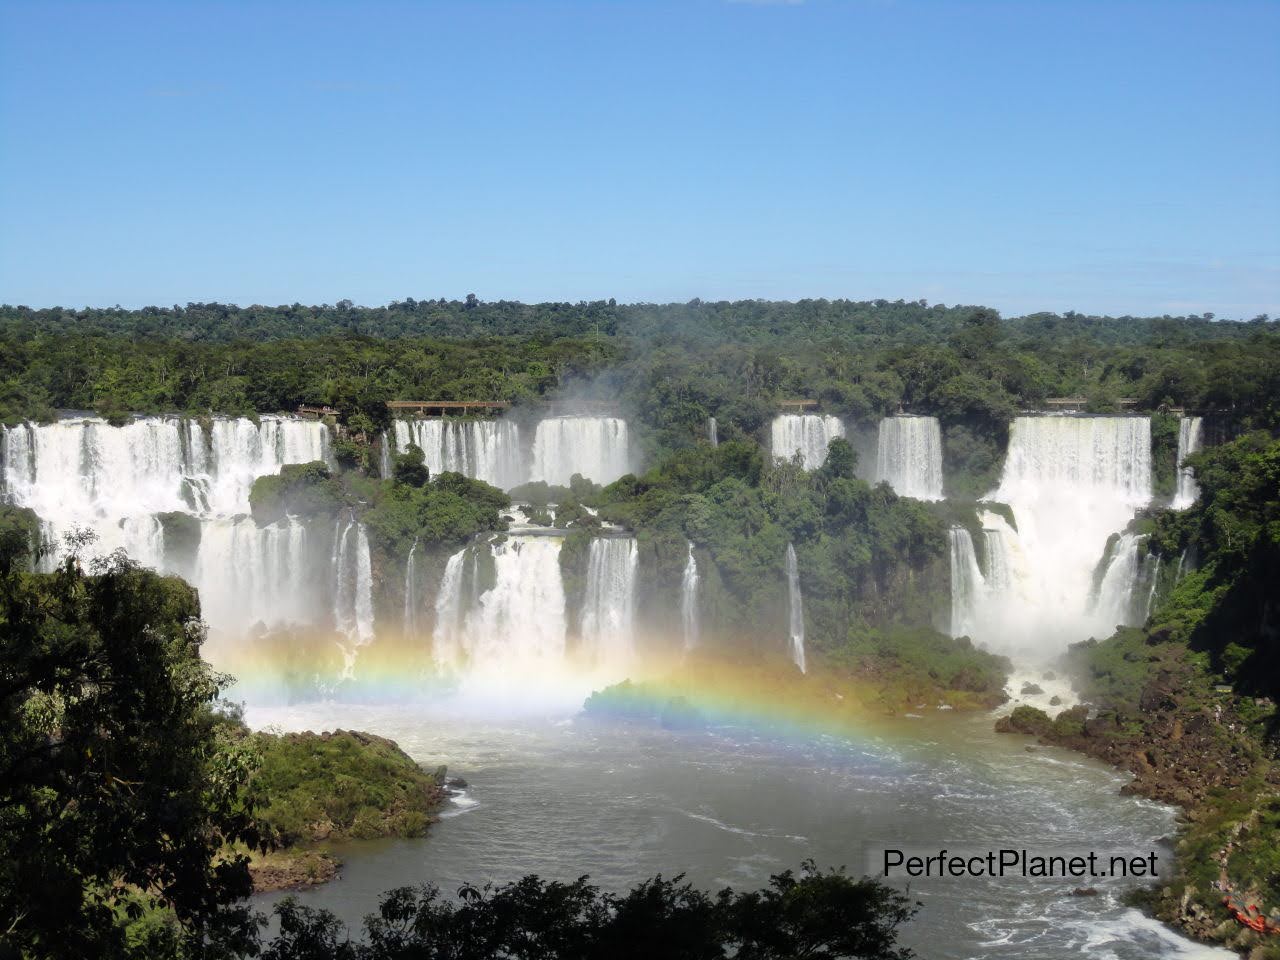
left=263, top=861, right=918, bottom=960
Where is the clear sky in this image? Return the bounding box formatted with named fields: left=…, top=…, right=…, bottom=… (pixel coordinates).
left=1, top=0, right=1277, bottom=317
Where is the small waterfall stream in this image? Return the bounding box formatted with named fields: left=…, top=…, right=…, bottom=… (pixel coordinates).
left=681, top=542, right=700, bottom=649
left=1172, top=416, right=1203, bottom=509
left=785, top=543, right=806, bottom=673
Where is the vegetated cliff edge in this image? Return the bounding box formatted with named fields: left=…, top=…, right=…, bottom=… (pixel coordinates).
left=997, top=433, right=1280, bottom=957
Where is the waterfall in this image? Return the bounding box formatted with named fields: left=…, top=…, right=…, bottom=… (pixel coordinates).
left=403, top=538, right=420, bottom=638
left=1091, top=533, right=1161, bottom=633
left=874, top=416, right=943, bottom=500
left=706, top=417, right=719, bottom=447
left=681, top=542, right=700, bottom=649
left=530, top=417, right=631, bottom=487
left=1173, top=416, right=1203, bottom=509
left=392, top=418, right=523, bottom=489
left=194, top=516, right=313, bottom=637
left=0, top=415, right=334, bottom=646
left=331, top=517, right=375, bottom=671
left=431, top=548, right=468, bottom=670
left=948, top=528, right=985, bottom=639
left=785, top=543, right=806, bottom=673
left=965, top=415, right=1153, bottom=658
left=380, top=435, right=393, bottom=480
left=0, top=415, right=330, bottom=525
left=580, top=538, right=639, bottom=667
left=770, top=414, right=844, bottom=469
left=457, top=537, right=568, bottom=670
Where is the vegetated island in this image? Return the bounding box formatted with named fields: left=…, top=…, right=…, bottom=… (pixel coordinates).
left=234, top=724, right=451, bottom=892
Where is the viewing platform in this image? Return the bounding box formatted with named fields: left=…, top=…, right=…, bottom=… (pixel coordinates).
left=778, top=399, right=818, bottom=410
left=1042, top=397, right=1140, bottom=411
left=296, top=405, right=338, bottom=418
left=387, top=400, right=511, bottom=415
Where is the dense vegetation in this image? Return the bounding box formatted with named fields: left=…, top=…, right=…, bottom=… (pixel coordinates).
left=582, top=437, right=1007, bottom=705
left=999, top=434, right=1280, bottom=953
left=262, top=862, right=917, bottom=960
left=0, top=533, right=918, bottom=958
left=3, top=300, right=1276, bottom=500
left=0, top=537, right=263, bottom=958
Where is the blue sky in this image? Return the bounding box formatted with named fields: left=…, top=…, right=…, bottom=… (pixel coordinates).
left=1, top=0, right=1277, bottom=317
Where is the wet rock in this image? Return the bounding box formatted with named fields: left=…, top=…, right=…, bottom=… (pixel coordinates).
left=446, top=776, right=469, bottom=790
left=250, top=851, right=340, bottom=892
left=1042, top=671, right=1057, bottom=682
left=1070, top=887, right=1098, bottom=897
left=1049, top=695, right=1063, bottom=706
left=1020, top=682, right=1045, bottom=696
left=995, top=705, right=1052, bottom=736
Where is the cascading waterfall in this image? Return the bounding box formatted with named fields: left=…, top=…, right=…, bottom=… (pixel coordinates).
left=785, top=543, right=806, bottom=673
left=403, top=538, right=420, bottom=638
left=391, top=418, right=523, bottom=489
left=962, top=415, right=1153, bottom=658
left=195, top=516, right=313, bottom=638
left=948, top=511, right=1036, bottom=648
left=948, top=528, right=985, bottom=639
left=330, top=516, right=376, bottom=671
left=1091, top=534, right=1161, bottom=632
left=431, top=548, right=468, bottom=670
left=770, top=414, right=844, bottom=469
left=580, top=538, right=639, bottom=667
left=530, top=417, right=631, bottom=487
left=0, top=415, right=333, bottom=635
left=874, top=416, right=944, bottom=500
left=1173, top=416, right=1203, bottom=509
left=706, top=417, right=718, bottom=447
left=681, top=542, right=700, bottom=649
left=434, top=537, right=569, bottom=672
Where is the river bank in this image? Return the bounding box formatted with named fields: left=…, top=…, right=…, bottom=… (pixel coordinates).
left=997, top=634, right=1279, bottom=957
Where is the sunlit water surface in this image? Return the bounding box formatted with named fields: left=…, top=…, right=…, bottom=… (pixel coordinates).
left=245, top=700, right=1231, bottom=960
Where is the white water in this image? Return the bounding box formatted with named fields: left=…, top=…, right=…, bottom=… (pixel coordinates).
left=391, top=418, right=523, bottom=490
left=580, top=538, right=639, bottom=667
left=432, top=548, right=469, bottom=670
left=948, top=528, right=985, bottom=639
left=331, top=517, right=376, bottom=672
left=1092, top=534, right=1160, bottom=632
left=959, top=416, right=1153, bottom=658
left=681, top=542, right=700, bottom=649
left=770, top=414, right=844, bottom=469
left=785, top=543, right=806, bottom=672
left=530, top=417, right=631, bottom=487
left=0, top=415, right=333, bottom=639
left=433, top=537, right=569, bottom=678
left=1172, top=416, right=1203, bottom=509
left=403, top=539, right=420, bottom=638
left=1, top=415, right=330, bottom=524
left=874, top=415, right=944, bottom=500
left=706, top=417, right=718, bottom=447
left=195, top=516, right=314, bottom=637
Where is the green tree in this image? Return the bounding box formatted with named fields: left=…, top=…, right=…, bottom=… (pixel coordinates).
left=0, top=542, right=265, bottom=958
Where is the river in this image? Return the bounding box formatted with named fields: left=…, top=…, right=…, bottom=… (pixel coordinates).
left=245, top=698, right=1232, bottom=959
